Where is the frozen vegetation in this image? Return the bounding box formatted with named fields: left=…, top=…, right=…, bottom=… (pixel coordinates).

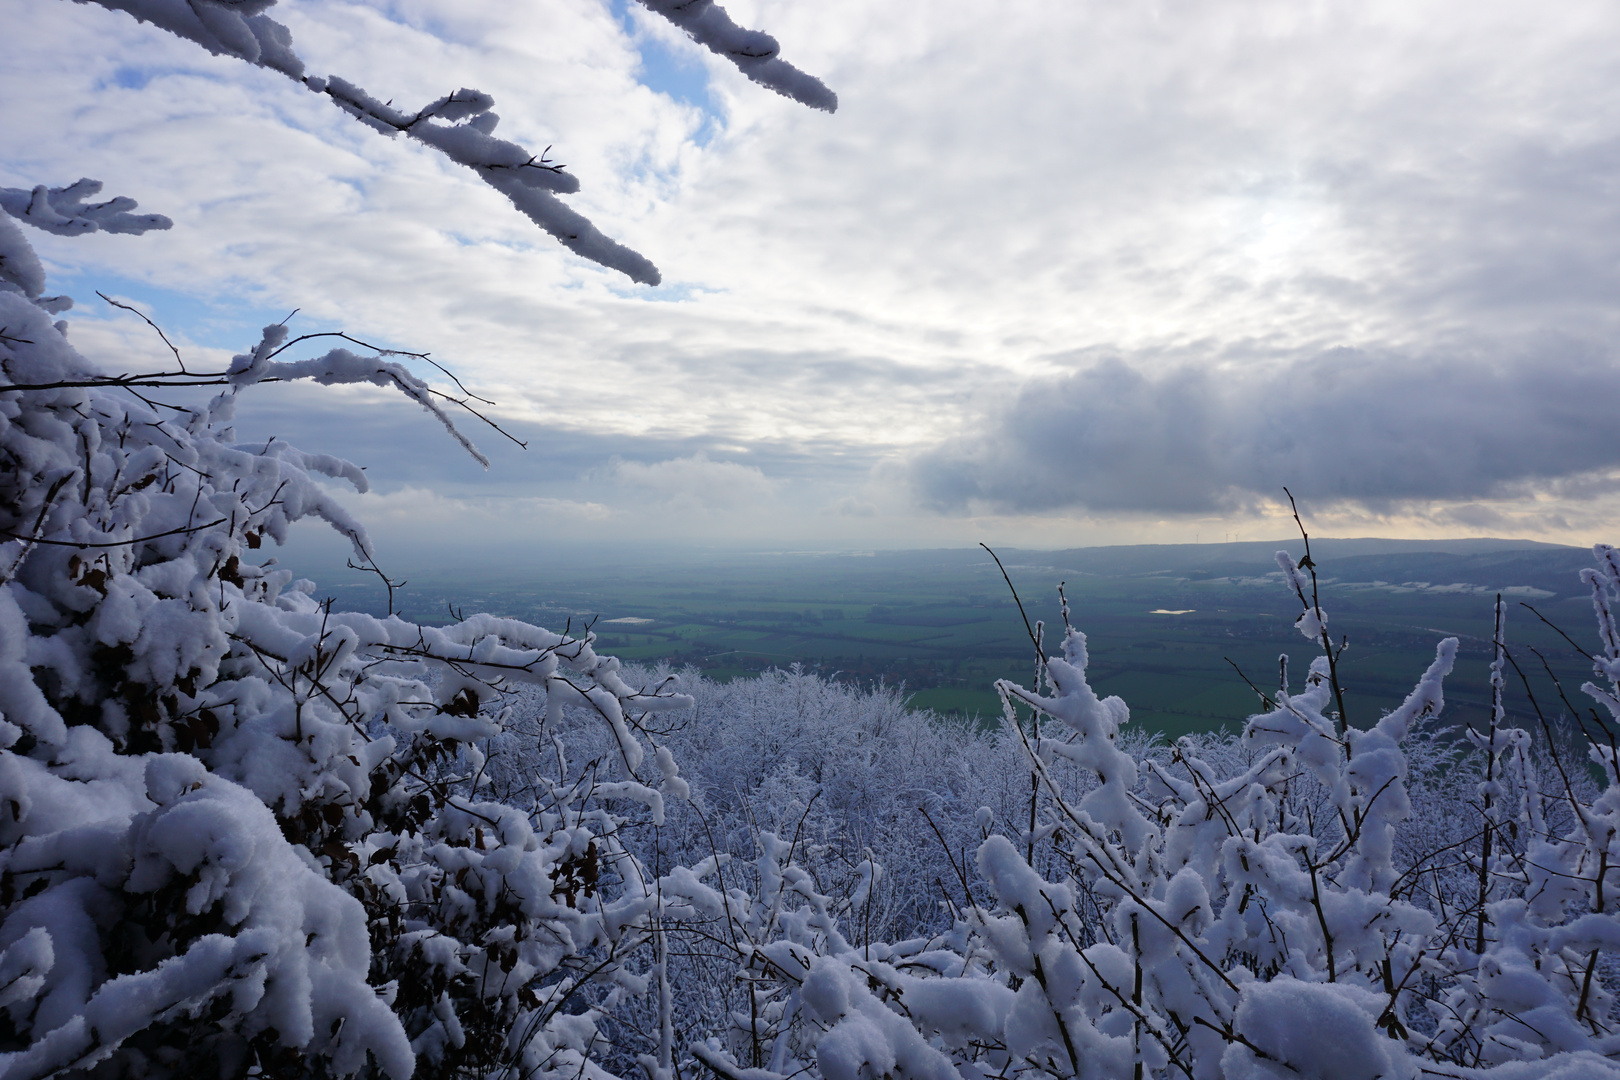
left=5, top=1, right=1620, bottom=1078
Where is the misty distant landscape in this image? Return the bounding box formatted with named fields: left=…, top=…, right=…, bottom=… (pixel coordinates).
left=308, top=536, right=1601, bottom=737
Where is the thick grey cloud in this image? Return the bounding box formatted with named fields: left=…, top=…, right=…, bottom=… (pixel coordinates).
left=911, top=339, right=1620, bottom=514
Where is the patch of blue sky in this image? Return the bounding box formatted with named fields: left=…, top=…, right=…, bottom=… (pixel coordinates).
left=102, top=63, right=229, bottom=93
left=609, top=0, right=722, bottom=146
left=612, top=281, right=725, bottom=303
left=109, top=66, right=155, bottom=91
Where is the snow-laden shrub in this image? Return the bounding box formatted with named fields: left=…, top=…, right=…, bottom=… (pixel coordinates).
left=507, top=666, right=1051, bottom=1056
left=527, top=664, right=1169, bottom=946
left=682, top=550, right=1620, bottom=1080
left=0, top=192, right=707, bottom=1078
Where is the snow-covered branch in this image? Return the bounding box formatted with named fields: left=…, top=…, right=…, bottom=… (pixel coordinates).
left=71, top=0, right=838, bottom=284
left=635, top=0, right=838, bottom=112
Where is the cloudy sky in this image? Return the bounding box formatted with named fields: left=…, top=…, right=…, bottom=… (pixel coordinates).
left=6, top=0, right=1620, bottom=566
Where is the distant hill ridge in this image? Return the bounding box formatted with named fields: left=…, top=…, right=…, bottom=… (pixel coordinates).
left=1001, top=537, right=1592, bottom=600
left=1034, top=536, right=1570, bottom=572
left=362, top=537, right=1590, bottom=596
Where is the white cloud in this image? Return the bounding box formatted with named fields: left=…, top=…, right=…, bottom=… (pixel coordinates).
left=831, top=496, right=876, bottom=518
left=349, top=486, right=611, bottom=528
left=608, top=453, right=774, bottom=510
left=7, top=0, right=1620, bottom=549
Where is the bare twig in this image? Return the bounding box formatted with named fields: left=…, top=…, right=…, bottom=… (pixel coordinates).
left=0, top=516, right=227, bottom=549
left=97, top=291, right=188, bottom=373
left=1283, top=488, right=1349, bottom=734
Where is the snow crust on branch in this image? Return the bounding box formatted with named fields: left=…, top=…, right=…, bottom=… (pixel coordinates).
left=0, top=180, right=171, bottom=309
left=635, top=0, right=838, bottom=112
left=72, top=0, right=837, bottom=285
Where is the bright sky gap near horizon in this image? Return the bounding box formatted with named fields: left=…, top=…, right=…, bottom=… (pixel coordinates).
left=6, top=0, right=1620, bottom=568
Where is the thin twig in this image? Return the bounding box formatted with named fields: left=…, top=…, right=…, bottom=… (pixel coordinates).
left=0, top=516, right=227, bottom=549
left=98, top=291, right=187, bottom=373
left=981, top=543, right=1047, bottom=665
left=1283, top=488, right=1349, bottom=733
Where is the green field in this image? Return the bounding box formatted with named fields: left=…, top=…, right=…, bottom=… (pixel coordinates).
left=301, top=539, right=1606, bottom=740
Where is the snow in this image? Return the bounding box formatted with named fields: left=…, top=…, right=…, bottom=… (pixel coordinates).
left=1221, top=979, right=1403, bottom=1080
left=8, top=4, right=1620, bottom=1077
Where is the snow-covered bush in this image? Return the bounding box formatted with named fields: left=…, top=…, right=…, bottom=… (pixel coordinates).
left=528, top=664, right=1170, bottom=945
left=507, top=666, right=1088, bottom=1055
left=0, top=176, right=715, bottom=1079
left=0, top=3, right=834, bottom=1078
left=682, top=548, right=1620, bottom=1080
